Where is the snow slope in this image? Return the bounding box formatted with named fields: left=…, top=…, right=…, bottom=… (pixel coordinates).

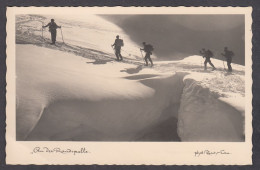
left=16, top=14, right=147, bottom=60
left=15, top=15, right=245, bottom=141
left=16, top=44, right=182, bottom=141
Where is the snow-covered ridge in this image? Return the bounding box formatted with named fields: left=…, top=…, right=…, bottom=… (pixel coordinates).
left=178, top=78, right=244, bottom=141
left=15, top=15, right=245, bottom=141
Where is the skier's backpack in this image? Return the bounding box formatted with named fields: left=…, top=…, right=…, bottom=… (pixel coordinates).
left=207, top=50, right=213, bottom=58
left=228, top=51, right=234, bottom=57
left=145, top=44, right=154, bottom=53
left=49, top=22, right=58, bottom=32
left=117, top=39, right=124, bottom=47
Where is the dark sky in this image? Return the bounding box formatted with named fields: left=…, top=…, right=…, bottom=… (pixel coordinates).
left=101, top=15, right=245, bottom=65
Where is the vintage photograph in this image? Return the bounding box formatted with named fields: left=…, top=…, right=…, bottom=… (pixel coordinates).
left=15, top=14, right=245, bottom=142
left=6, top=7, right=252, bottom=165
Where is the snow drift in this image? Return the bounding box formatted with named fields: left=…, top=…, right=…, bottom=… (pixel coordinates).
left=178, top=78, right=244, bottom=141
left=16, top=45, right=183, bottom=141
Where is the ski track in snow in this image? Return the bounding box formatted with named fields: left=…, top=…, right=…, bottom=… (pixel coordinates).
left=15, top=15, right=245, bottom=141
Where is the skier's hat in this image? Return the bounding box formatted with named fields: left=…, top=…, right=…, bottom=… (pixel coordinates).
left=51, top=19, right=54, bottom=22
left=116, top=35, right=119, bottom=38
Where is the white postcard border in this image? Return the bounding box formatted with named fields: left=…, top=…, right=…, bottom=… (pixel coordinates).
left=6, top=7, right=252, bottom=165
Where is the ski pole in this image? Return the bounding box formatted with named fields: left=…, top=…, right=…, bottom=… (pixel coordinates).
left=121, top=48, right=131, bottom=57
left=41, top=22, right=43, bottom=39
left=111, top=45, right=115, bottom=52
left=199, top=51, right=204, bottom=70
left=111, top=45, right=116, bottom=58
left=60, top=27, right=64, bottom=44
left=140, top=49, right=145, bottom=65
left=201, top=58, right=203, bottom=70
left=37, top=20, right=45, bottom=41
left=222, top=55, right=226, bottom=71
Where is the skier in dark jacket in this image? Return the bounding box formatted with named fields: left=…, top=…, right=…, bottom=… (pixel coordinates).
left=200, top=48, right=216, bottom=71
left=42, top=19, right=61, bottom=45
left=221, top=47, right=234, bottom=72
left=140, top=42, right=153, bottom=67
left=111, top=35, right=123, bottom=61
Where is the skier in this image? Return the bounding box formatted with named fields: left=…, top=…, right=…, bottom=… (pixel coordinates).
left=42, top=19, right=61, bottom=45
left=111, top=35, right=124, bottom=61
left=140, top=42, right=154, bottom=67
left=200, top=48, right=216, bottom=71
left=221, top=47, right=234, bottom=72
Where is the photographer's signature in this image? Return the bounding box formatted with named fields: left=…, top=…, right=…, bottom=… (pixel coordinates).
left=31, top=147, right=89, bottom=155
left=194, top=150, right=231, bottom=157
